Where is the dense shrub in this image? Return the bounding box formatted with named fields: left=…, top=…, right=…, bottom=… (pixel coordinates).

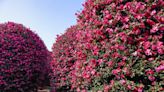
left=51, top=25, right=79, bottom=91
left=70, top=0, right=164, bottom=91
left=0, top=22, right=51, bottom=92
left=52, top=0, right=164, bottom=91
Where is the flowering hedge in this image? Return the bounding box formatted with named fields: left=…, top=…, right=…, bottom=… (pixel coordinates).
left=51, top=25, right=79, bottom=91
left=72, top=0, right=164, bottom=91
left=51, top=0, right=164, bottom=91
left=0, top=22, right=51, bottom=92
left=71, top=0, right=164, bottom=91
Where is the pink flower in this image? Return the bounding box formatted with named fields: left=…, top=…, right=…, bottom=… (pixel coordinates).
left=148, top=76, right=155, bottom=81
left=132, top=51, right=138, bottom=56
left=90, top=59, right=97, bottom=67
left=120, top=79, right=126, bottom=85
left=82, top=71, right=91, bottom=79
left=91, top=69, right=96, bottom=75
left=107, top=61, right=113, bottom=67
left=155, top=65, right=164, bottom=72
left=127, top=85, right=132, bottom=90
left=148, top=57, right=155, bottom=61
left=119, top=45, right=125, bottom=50
left=106, top=28, right=113, bottom=34
left=104, top=85, right=110, bottom=92
left=145, top=49, right=152, bottom=56
left=135, top=14, right=143, bottom=20
left=159, top=16, right=164, bottom=24
left=112, top=68, right=121, bottom=75
left=122, top=24, right=129, bottom=29
left=112, top=52, right=120, bottom=58
left=123, top=67, right=131, bottom=76
left=105, top=13, right=112, bottom=19
left=110, top=80, right=114, bottom=87
left=143, top=41, right=151, bottom=49
left=121, top=74, right=125, bottom=78
left=122, top=56, right=127, bottom=61
left=140, top=22, right=146, bottom=28
left=76, top=87, right=80, bottom=92
left=122, top=17, right=129, bottom=23
left=150, top=25, right=158, bottom=33
left=147, top=19, right=155, bottom=25
left=98, top=59, right=104, bottom=64
left=137, top=88, right=143, bottom=92
left=85, top=43, right=91, bottom=49
left=93, top=46, right=99, bottom=55
left=151, top=10, right=156, bottom=15
left=151, top=44, right=157, bottom=50
left=146, top=70, right=154, bottom=75
left=157, top=49, right=163, bottom=54
left=118, top=61, right=125, bottom=66
left=93, top=51, right=99, bottom=56
left=136, top=84, right=144, bottom=92
left=156, top=41, right=163, bottom=48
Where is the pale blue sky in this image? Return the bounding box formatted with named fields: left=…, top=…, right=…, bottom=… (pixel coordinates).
left=0, top=0, right=84, bottom=51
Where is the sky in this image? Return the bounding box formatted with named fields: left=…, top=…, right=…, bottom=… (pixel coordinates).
left=0, top=0, right=85, bottom=51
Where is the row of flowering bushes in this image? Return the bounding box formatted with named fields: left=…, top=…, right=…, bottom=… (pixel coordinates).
left=0, top=0, right=163, bottom=92
left=0, top=22, right=51, bottom=92
left=51, top=0, right=164, bottom=92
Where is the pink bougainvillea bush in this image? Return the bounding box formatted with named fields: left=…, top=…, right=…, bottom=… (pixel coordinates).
left=52, top=0, right=164, bottom=92
left=51, top=25, right=79, bottom=91
left=0, top=22, right=51, bottom=92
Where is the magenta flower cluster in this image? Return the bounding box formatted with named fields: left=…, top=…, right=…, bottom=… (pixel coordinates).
left=0, top=22, right=51, bottom=92
left=51, top=0, right=164, bottom=92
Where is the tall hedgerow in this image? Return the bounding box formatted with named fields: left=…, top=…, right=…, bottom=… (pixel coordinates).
left=51, top=25, right=79, bottom=91
left=52, top=0, right=164, bottom=91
